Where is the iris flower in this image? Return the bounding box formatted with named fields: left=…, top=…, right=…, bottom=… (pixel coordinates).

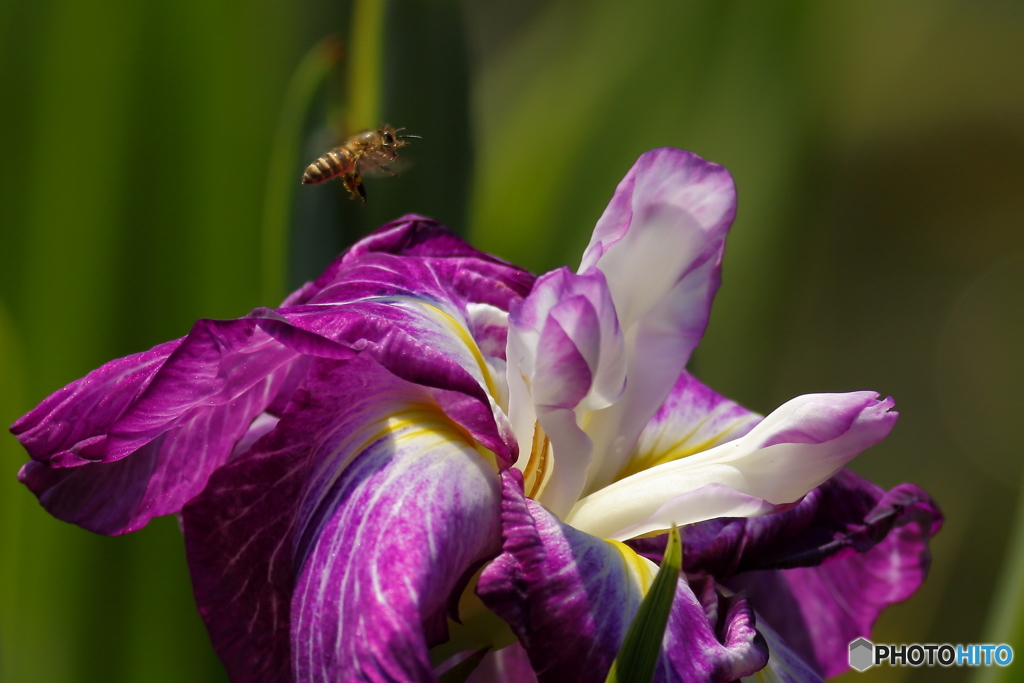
left=12, top=148, right=940, bottom=683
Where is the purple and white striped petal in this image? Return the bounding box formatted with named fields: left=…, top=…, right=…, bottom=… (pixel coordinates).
left=566, top=392, right=898, bottom=541
left=253, top=292, right=515, bottom=463
left=183, top=357, right=503, bottom=683
left=579, top=149, right=737, bottom=495
left=476, top=470, right=769, bottom=683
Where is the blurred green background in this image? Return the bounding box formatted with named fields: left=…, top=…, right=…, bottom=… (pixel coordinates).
left=2, top=0, right=1023, bottom=681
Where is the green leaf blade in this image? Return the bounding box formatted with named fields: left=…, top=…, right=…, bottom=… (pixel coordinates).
left=606, top=526, right=682, bottom=683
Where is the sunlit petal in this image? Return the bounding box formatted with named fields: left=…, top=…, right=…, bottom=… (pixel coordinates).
left=579, top=149, right=737, bottom=494
left=566, top=393, right=898, bottom=540
left=617, top=370, right=762, bottom=481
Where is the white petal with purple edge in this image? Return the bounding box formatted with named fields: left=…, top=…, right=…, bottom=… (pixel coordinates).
left=576, top=149, right=738, bottom=496
left=565, top=392, right=897, bottom=540
left=507, top=268, right=625, bottom=511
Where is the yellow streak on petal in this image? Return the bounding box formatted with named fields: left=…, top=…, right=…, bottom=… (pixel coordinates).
left=605, top=539, right=656, bottom=594
left=303, top=402, right=479, bottom=520
left=396, top=297, right=500, bottom=401
left=615, top=414, right=754, bottom=481
left=475, top=444, right=499, bottom=471
left=389, top=409, right=474, bottom=448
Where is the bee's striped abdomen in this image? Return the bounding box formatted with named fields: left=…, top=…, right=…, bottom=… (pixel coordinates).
left=302, top=147, right=354, bottom=184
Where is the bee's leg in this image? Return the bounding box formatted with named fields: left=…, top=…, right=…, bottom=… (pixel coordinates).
left=342, top=173, right=366, bottom=203
left=367, top=159, right=400, bottom=177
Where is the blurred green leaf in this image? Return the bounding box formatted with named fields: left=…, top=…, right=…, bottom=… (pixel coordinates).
left=346, top=0, right=387, bottom=132
left=1, top=0, right=300, bottom=679
left=0, top=298, right=26, bottom=683
left=605, top=526, right=682, bottom=683
left=262, top=35, right=343, bottom=304
left=973, top=477, right=1024, bottom=683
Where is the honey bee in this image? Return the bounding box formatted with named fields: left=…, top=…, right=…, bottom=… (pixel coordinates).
left=301, top=124, right=419, bottom=202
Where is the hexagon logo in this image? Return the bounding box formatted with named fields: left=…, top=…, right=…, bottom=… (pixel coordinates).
left=849, top=638, right=874, bottom=672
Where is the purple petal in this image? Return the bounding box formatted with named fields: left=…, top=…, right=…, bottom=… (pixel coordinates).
left=631, top=469, right=942, bottom=578
left=14, top=220, right=530, bottom=534
left=618, top=370, right=763, bottom=480
left=182, top=411, right=303, bottom=683
left=741, top=618, right=825, bottom=683
left=287, top=360, right=502, bottom=683
left=625, top=469, right=942, bottom=678
left=183, top=357, right=504, bottom=683
left=253, top=295, right=516, bottom=463
left=15, top=320, right=297, bottom=534
left=11, top=337, right=182, bottom=463
left=658, top=577, right=768, bottom=683
left=477, top=469, right=768, bottom=683
left=465, top=643, right=538, bottom=683
left=579, top=149, right=737, bottom=493
left=287, top=214, right=534, bottom=309
left=724, top=472, right=942, bottom=678
left=311, top=218, right=534, bottom=315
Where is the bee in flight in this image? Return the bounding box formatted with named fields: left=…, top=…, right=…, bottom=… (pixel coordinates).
left=301, top=124, right=419, bottom=203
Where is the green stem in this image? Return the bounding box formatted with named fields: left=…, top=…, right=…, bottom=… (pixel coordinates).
left=346, top=0, right=387, bottom=132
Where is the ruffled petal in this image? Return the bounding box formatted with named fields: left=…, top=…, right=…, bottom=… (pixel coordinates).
left=629, top=469, right=942, bottom=579
left=477, top=470, right=769, bottom=683
left=292, top=214, right=534, bottom=310
left=15, top=320, right=297, bottom=534
left=13, top=219, right=529, bottom=534
left=10, top=337, right=183, bottom=463
left=183, top=357, right=503, bottom=683
left=579, top=148, right=737, bottom=494
left=657, top=577, right=768, bottom=683
left=727, top=475, right=942, bottom=678
left=566, top=392, right=898, bottom=540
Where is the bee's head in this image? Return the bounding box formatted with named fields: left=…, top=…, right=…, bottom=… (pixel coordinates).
left=384, top=125, right=420, bottom=150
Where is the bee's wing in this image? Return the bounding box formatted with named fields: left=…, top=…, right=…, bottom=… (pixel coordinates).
left=356, top=155, right=416, bottom=177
